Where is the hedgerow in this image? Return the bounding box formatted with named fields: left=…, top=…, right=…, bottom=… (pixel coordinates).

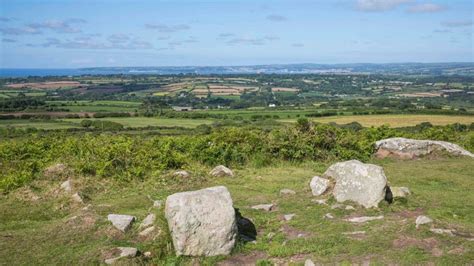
left=0, top=123, right=472, bottom=192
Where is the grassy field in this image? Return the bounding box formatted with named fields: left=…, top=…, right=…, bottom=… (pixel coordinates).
left=0, top=117, right=213, bottom=130
left=47, top=100, right=141, bottom=113
left=0, top=157, right=472, bottom=264
left=63, top=117, right=213, bottom=128
left=0, top=120, right=79, bottom=130
left=281, top=114, right=474, bottom=127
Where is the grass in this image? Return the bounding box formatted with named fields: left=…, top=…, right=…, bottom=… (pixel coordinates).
left=47, top=100, right=141, bottom=113
left=1, top=157, right=473, bottom=264
left=0, top=120, right=79, bottom=130
left=280, top=114, right=474, bottom=127
left=0, top=117, right=213, bottom=130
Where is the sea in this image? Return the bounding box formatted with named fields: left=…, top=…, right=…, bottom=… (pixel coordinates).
left=0, top=68, right=122, bottom=77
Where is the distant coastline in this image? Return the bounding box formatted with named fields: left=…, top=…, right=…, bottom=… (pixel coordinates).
left=1, top=62, right=473, bottom=77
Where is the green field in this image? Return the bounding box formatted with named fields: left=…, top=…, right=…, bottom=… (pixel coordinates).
left=1, top=157, right=472, bottom=264
left=281, top=114, right=474, bottom=127
left=47, top=100, right=142, bottom=113
left=0, top=117, right=213, bottom=130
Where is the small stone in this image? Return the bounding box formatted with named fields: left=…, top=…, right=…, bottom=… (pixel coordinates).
left=346, top=216, right=384, bottom=223
left=143, top=251, right=152, bottom=258
left=448, top=246, right=465, bottom=255
left=105, top=247, right=138, bottom=264
left=280, top=189, right=296, bottom=196
left=140, top=214, right=156, bottom=229
left=305, top=259, right=316, bottom=266
left=415, top=215, right=433, bottom=228
left=139, top=226, right=156, bottom=237
left=284, top=214, right=295, bottom=221
left=310, top=176, right=330, bottom=196
left=82, top=204, right=92, bottom=211
left=297, top=233, right=305, bottom=238
left=430, top=228, right=455, bottom=236
left=342, top=231, right=366, bottom=235
left=60, top=180, right=72, bottom=193
left=153, top=200, right=163, bottom=208
left=107, top=214, right=135, bottom=232
left=345, top=205, right=355, bottom=210
left=209, top=165, right=234, bottom=177
left=267, top=232, right=276, bottom=239
left=173, top=170, right=190, bottom=178
left=331, top=203, right=344, bottom=209
left=71, top=193, right=83, bottom=203
left=251, top=204, right=274, bottom=212
left=312, top=199, right=327, bottom=205
left=324, top=213, right=334, bottom=219
left=391, top=187, right=411, bottom=198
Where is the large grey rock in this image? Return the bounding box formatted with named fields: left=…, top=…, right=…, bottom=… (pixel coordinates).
left=309, top=176, right=329, bottom=196
left=107, top=214, right=135, bottom=232
left=104, top=247, right=138, bottom=264
left=209, top=165, right=234, bottom=177
left=375, top=137, right=474, bottom=159
left=165, top=186, right=237, bottom=256
left=324, top=160, right=387, bottom=208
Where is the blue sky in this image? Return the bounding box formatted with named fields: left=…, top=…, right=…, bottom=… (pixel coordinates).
left=0, top=0, right=472, bottom=68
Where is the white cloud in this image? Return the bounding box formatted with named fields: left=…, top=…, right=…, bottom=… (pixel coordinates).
left=441, top=20, right=473, bottom=27
left=356, top=0, right=412, bottom=12
left=407, top=3, right=446, bottom=13
left=266, top=14, right=287, bottom=22
left=27, top=18, right=86, bottom=33
left=145, top=23, right=190, bottom=32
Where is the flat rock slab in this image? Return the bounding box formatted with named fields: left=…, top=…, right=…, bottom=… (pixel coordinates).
left=165, top=186, right=237, bottom=256
left=140, top=214, right=156, bottom=229
left=139, top=226, right=156, bottom=237
left=283, top=214, right=295, bottom=221
left=416, top=215, right=433, bottom=228
left=251, top=204, right=274, bottom=212
left=346, top=215, right=384, bottom=223
left=280, top=188, right=296, bottom=195
left=105, top=247, right=138, bottom=265
left=107, top=214, right=135, bottom=232
left=324, top=160, right=387, bottom=208
left=209, top=165, right=234, bottom=177
left=375, top=137, right=474, bottom=159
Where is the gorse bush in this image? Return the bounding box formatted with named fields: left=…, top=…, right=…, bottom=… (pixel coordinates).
left=1, top=123, right=473, bottom=192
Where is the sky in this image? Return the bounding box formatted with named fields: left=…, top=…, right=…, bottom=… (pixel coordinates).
left=0, top=0, right=473, bottom=68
